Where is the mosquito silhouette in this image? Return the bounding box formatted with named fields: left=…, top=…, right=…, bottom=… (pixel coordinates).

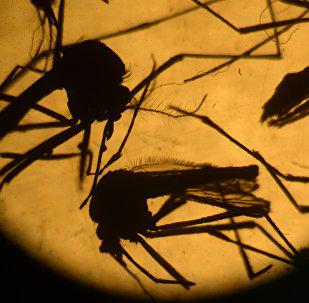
left=261, top=65, right=309, bottom=127
left=88, top=157, right=298, bottom=288
left=171, top=105, right=309, bottom=213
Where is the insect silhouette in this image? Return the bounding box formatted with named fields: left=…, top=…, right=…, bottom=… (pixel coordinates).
left=171, top=105, right=309, bottom=213
left=261, top=65, right=309, bottom=127
left=0, top=39, right=134, bottom=188
left=89, top=158, right=297, bottom=288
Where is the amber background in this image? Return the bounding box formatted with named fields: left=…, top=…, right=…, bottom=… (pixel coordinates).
left=0, top=0, right=309, bottom=301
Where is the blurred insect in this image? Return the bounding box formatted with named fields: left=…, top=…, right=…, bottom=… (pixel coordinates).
left=89, top=158, right=298, bottom=288
left=171, top=105, right=309, bottom=213
left=261, top=65, right=309, bottom=127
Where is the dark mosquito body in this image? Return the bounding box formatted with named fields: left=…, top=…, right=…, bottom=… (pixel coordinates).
left=88, top=158, right=292, bottom=287
left=0, top=39, right=138, bottom=191
left=261, top=65, right=309, bottom=127
left=0, top=39, right=131, bottom=139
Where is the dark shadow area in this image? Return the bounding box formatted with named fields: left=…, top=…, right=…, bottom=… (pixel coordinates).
left=1, top=228, right=309, bottom=303
left=0, top=230, right=136, bottom=303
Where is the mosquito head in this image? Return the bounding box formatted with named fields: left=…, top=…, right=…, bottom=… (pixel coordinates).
left=103, top=85, right=132, bottom=122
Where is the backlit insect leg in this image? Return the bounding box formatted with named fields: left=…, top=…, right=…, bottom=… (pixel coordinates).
left=147, top=191, right=298, bottom=278
left=143, top=221, right=295, bottom=266
left=119, top=248, right=188, bottom=290
left=161, top=196, right=297, bottom=260
left=281, top=0, right=309, bottom=9
left=0, top=123, right=85, bottom=191
left=193, top=0, right=309, bottom=36
left=0, top=94, right=76, bottom=126
left=229, top=217, right=272, bottom=279
left=0, top=144, right=93, bottom=175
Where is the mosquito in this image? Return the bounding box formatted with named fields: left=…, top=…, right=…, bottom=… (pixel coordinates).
left=0, top=39, right=136, bottom=188
left=88, top=157, right=298, bottom=288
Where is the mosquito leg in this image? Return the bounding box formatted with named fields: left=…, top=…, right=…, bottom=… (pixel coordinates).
left=0, top=67, right=64, bottom=139
left=170, top=107, right=309, bottom=213
left=229, top=217, right=272, bottom=280
left=95, top=0, right=222, bottom=40
left=152, top=194, right=187, bottom=224
left=193, top=0, right=309, bottom=34
left=1, top=94, right=75, bottom=126
left=264, top=214, right=298, bottom=256
left=119, top=247, right=187, bottom=287
left=0, top=49, right=51, bottom=93
left=12, top=121, right=73, bottom=132
left=281, top=0, right=309, bottom=9
left=136, top=235, right=195, bottom=289
left=144, top=221, right=295, bottom=266
left=155, top=211, right=243, bottom=230
left=268, top=100, right=309, bottom=127
left=183, top=14, right=307, bottom=83
left=110, top=251, right=154, bottom=301
left=1, top=151, right=82, bottom=161
left=79, top=124, right=91, bottom=185
left=0, top=123, right=84, bottom=192
left=0, top=65, right=48, bottom=95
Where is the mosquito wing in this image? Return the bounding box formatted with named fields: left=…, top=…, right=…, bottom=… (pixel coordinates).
left=127, top=157, right=260, bottom=199
left=185, top=179, right=270, bottom=218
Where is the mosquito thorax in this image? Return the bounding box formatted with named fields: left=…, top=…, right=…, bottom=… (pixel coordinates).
left=89, top=170, right=154, bottom=242
left=60, top=40, right=130, bottom=122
